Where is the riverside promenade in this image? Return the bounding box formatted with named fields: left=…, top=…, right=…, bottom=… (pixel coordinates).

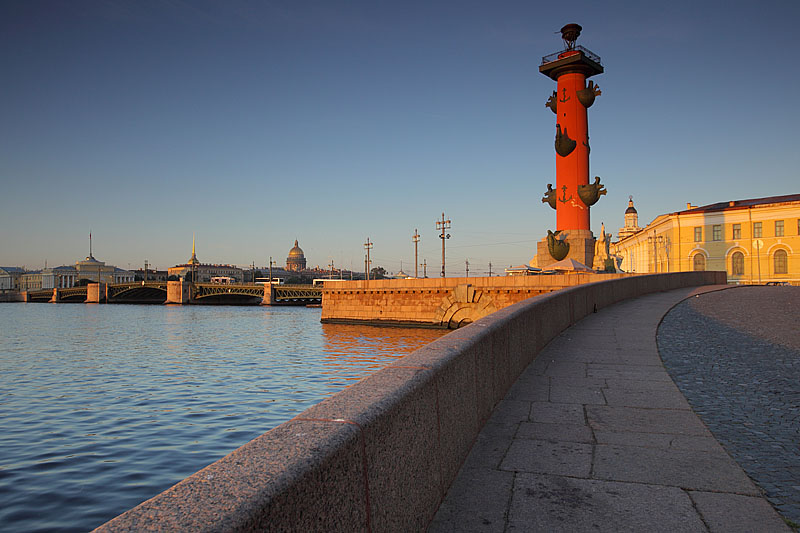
left=430, top=286, right=793, bottom=532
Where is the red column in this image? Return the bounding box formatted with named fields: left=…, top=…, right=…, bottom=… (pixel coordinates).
left=555, top=67, right=590, bottom=231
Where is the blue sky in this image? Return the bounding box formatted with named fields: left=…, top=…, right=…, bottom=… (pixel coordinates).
left=2, top=0, right=798, bottom=275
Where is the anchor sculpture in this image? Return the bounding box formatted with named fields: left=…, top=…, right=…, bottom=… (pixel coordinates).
left=554, top=124, right=576, bottom=157
left=577, top=176, right=607, bottom=206
left=546, top=230, right=570, bottom=261
left=542, top=183, right=557, bottom=209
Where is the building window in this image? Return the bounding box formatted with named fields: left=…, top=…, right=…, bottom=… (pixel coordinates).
left=693, top=254, right=705, bottom=271
left=753, top=222, right=762, bottom=238
left=732, top=224, right=741, bottom=240
left=731, top=252, right=744, bottom=276
left=694, top=227, right=702, bottom=242
left=712, top=225, right=722, bottom=241
left=775, top=220, right=784, bottom=237
left=774, top=249, right=788, bottom=275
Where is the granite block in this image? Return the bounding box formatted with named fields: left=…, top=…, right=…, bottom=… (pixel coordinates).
left=501, top=439, right=592, bottom=477
left=587, top=405, right=711, bottom=436
left=594, top=444, right=759, bottom=494
left=508, top=474, right=705, bottom=532
left=300, top=366, right=442, bottom=532
left=689, top=491, right=791, bottom=532
left=516, top=422, right=594, bottom=443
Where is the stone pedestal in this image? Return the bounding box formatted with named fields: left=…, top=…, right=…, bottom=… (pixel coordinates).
left=532, top=229, right=596, bottom=269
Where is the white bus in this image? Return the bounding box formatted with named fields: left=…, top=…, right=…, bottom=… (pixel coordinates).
left=255, top=277, right=284, bottom=285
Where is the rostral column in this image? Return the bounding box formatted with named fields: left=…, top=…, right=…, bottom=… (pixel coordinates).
left=534, top=23, right=606, bottom=268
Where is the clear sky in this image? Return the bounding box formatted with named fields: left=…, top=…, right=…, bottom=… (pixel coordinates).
left=2, top=0, right=798, bottom=276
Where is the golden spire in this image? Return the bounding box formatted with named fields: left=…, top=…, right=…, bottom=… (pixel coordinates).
left=188, top=233, right=199, bottom=265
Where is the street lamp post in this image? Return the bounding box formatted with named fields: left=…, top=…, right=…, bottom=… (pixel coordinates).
left=364, top=238, right=373, bottom=280
left=412, top=229, right=420, bottom=278
left=269, top=257, right=274, bottom=285
left=436, top=212, right=451, bottom=278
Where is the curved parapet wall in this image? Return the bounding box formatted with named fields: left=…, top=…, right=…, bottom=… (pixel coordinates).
left=95, top=271, right=726, bottom=532
left=321, top=273, right=636, bottom=328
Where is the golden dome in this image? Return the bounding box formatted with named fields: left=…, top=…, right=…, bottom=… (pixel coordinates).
left=288, top=240, right=304, bottom=258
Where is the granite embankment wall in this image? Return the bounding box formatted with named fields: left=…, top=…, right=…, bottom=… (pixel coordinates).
left=0, top=291, right=24, bottom=302
left=95, top=271, right=726, bottom=533
left=321, top=273, right=635, bottom=328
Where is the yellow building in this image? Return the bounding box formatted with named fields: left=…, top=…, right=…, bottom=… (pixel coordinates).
left=611, top=194, right=800, bottom=285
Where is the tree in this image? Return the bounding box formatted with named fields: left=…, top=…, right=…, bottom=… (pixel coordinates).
left=370, top=266, right=387, bottom=280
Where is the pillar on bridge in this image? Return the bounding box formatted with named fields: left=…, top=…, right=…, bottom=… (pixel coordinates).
left=166, top=280, right=191, bottom=304
left=533, top=23, right=606, bottom=270
left=86, top=283, right=107, bottom=303
left=50, top=288, right=60, bottom=303
left=262, top=283, right=273, bottom=305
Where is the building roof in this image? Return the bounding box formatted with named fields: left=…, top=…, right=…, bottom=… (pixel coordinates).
left=0, top=267, right=25, bottom=273
left=676, top=194, right=800, bottom=215
left=624, top=196, right=638, bottom=214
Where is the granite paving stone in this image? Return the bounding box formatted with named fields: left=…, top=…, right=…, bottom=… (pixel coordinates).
left=528, top=401, right=585, bottom=425
left=507, top=474, right=706, bottom=532
left=548, top=384, right=606, bottom=405
left=602, top=387, right=691, bottom=409
left=689, top=491, right=791, bottom=533
left=486, top=399, right=531, bottom=426
left=516, top=422, right=594, bottom=443
left=593, top=444, right=759, bottom=494
left=593, top=429, right=725, bottom=453
left=586, top=405, right=711, bottom=436
left=500, top=439, right=592, bottom=477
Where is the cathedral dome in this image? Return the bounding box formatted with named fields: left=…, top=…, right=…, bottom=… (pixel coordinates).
left=286, top=240, right=307, bottom=272
left=288, top=240, right=304, bottom=258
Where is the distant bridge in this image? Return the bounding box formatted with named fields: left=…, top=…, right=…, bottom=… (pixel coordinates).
left=190, top=283, right=321, bottom=305
left=22, top=282, right=322, bottom=306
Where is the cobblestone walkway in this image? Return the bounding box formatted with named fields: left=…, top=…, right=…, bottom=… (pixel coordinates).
left=658, top=286, right=800, bottom=525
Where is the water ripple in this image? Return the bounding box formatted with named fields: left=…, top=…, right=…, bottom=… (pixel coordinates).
left=0, top=303, right=445, bottom=532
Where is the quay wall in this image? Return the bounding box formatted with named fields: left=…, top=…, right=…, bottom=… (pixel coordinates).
left=95, top=271, right=726, bottom=533
left=321, top=273, right=634, bottom=328
left=0, top=291, right=24, bottom=302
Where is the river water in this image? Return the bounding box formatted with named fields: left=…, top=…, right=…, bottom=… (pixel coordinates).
left=0, top=303, right=446, bottom=532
